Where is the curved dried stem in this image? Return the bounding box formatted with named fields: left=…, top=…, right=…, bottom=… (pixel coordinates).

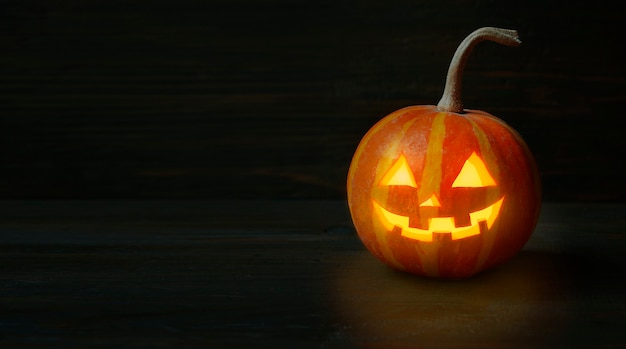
left=437, top=27, right=521, bottom=113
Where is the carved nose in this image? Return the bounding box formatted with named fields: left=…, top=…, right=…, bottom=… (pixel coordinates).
left=419, top=193, right=441, bottom=207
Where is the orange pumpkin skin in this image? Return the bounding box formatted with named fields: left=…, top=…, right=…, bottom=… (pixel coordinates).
left=347, top=105, right=541, bottom=278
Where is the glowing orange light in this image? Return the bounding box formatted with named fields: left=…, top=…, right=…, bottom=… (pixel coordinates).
left=379, top=154, right=417, bottom=187
left=452, top=152, right=496, bottom=188
left=373, top=198, right=504, bottom=241
left=420, top=194, right=441, bottom=207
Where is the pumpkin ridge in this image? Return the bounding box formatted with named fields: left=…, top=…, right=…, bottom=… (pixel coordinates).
left=420, top=112, right=447, bottom=201
left=458, top=115, right=502, bottom=274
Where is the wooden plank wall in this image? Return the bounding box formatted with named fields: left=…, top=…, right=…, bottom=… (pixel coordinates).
left=1, top=0, right=624, bottom=201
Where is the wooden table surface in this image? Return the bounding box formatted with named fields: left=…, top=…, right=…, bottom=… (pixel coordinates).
left=1, top=200, right=625, bottom=348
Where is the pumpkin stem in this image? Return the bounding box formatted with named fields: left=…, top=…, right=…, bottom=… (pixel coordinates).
left=437, top=27, right=521, bottom=113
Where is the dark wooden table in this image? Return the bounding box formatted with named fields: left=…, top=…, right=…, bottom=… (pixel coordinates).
left=1, top=201, right=625, bottom=348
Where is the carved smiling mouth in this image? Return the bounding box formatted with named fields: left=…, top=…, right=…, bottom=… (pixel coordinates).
left=373, top=197, right=504, bottom=242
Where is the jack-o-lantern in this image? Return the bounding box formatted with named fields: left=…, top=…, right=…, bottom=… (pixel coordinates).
left=347, top=27, right=541, bottom=278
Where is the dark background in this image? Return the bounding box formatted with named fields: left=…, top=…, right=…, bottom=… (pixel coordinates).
left=2, top=0, right=624, bottom=202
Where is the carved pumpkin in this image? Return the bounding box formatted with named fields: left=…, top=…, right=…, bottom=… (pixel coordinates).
left=347, top=28, right=541, bottom=278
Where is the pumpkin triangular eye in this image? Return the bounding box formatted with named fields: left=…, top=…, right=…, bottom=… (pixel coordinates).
left=379, top=153, right=418, bottom=187
left=452, top=152, right=496, bottom=188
